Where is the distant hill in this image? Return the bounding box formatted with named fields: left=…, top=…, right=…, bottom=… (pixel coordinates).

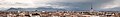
left=7, top=7, right=67, bottom=11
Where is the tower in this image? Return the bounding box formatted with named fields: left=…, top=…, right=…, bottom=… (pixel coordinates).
left=90, top=3, right=94, bottom=12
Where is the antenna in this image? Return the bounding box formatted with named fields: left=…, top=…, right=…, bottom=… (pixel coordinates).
left=91, top=4, right=93, bottom=10
left=90, top=2, right=94, bottom=12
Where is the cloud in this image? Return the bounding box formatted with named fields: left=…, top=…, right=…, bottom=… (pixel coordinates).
left=100, top=0, right=120, bottom=9
left=0, top=0, right=91, bottom=8
left=1, top=0, right=119, bottom=11
left=0, top=0, right=56, bottom=8
left=0, top=0, right=92, bottom=11
left=93, top=0, right=120, bottom=11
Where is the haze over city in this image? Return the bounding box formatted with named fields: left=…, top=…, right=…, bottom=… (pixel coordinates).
left=0, top=0, right=119, bottom=11
left=0, top=0, right=120, bottom=17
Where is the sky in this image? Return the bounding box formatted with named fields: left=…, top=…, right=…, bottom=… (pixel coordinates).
left=0, top=0, right=120, bottom=11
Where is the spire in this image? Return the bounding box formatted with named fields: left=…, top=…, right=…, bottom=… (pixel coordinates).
left=91, top=4, right=93, bottom=10
left=90, top=3, right=94, bottom=12
left=91, top=2, right=93, bottom=10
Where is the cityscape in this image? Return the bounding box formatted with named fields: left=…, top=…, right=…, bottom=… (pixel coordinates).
left=0, top=11, right=120, bottom=17
left=0, top=0, right=120, bottom=17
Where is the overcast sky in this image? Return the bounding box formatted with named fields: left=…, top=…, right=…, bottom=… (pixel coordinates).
left=0, top=0, right=120, bottom=11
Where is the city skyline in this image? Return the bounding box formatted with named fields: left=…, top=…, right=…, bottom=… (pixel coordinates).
left=0, top=0, right=119, bottom=11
